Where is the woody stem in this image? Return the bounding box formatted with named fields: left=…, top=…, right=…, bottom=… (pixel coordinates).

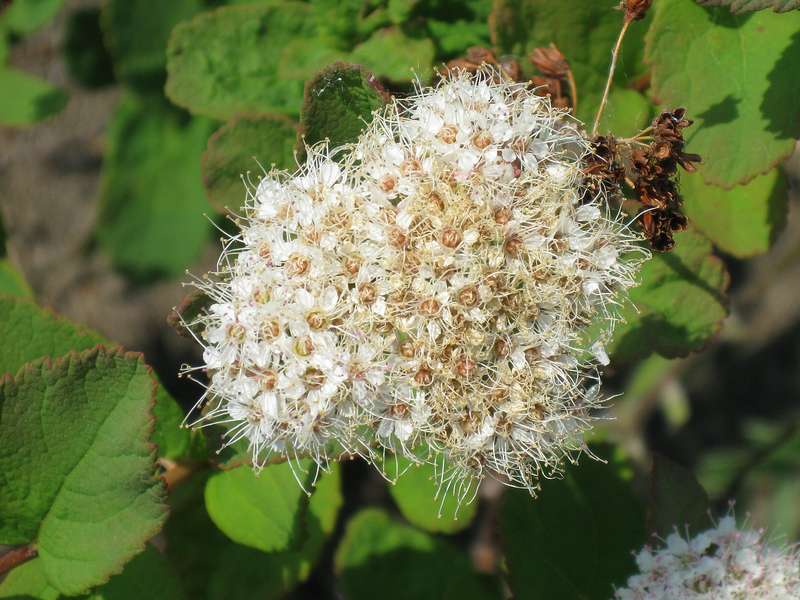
left=0, top=545, right=37, bottom=576
left=566, top=70, right=578, bottom=114
left=592, top=18, right=632, bottom=137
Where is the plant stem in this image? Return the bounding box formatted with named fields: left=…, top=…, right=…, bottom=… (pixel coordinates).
left=592, top=18, right=632, bottom=137
left=0, top=545, right=37, bottom=576
left=566, top=70, right=578, bottom=114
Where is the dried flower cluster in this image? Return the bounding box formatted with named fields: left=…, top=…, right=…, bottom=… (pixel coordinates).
left=183, top=69, right=647, bottom=498
left=614, top=516, right=800, bottom=599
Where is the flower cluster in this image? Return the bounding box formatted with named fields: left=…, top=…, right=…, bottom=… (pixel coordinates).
left=182, top=69, right=647, bottom=498
left=614, top=516, right=800, bottom=599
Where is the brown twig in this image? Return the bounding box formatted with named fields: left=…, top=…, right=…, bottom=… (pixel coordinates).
left=592, top=18, right=632, bottom=136
left=0, top=544, right=37, bottom=576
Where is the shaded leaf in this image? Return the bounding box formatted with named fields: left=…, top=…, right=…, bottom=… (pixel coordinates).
left=384, top=453, right=478, bottom=534
left=609, top=228, right=729, bottom=363
left=97, top=95, right=214, bottom=281
left=63, top=7, right=115, bottom=89
left=204, top=462, right=311, bottom=553
left=595, top=88, right=653, bottom=138
left=166, top=4, right=336, bottom=119
left=648, top=454, right=710, bottom=537
left=0, top=348, right=167, bottom=594
left=101, top=0, right=204, bottom=92
left=166, top=467, right=342, bottom=600
left=335, top=508, right=498, bottom=600
left=349, top=26, right=436, bottom=82
left=646, top=0, right=800, bottom=187
left=696, top=0, right=800, bottom=12
left=426, top=19, right=490, bottom=57
left=0, top=295, right=103, bottom=377
left=84, top=546, right=184, bottom=600
left=489, top=0, right=651, bottom=125
left=299, top=62, right=387, bottom=153
left=0, top=68, right=67, bottom=126
left=500, top=446, right=646, bottom=600
left=151, top=383, right=191, bottom=461
left=0, top=262, right=32, bottom=298
left=682, top=168, right=787, bottom=257
left=207, top=466, right=343, bottom=600
left=202, top=114, right=297, bottom=212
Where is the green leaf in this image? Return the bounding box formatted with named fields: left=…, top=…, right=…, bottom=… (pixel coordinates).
left=84, top=546, right=184, bottom=600
left=0, top=295, right=190, bottom=460
left=207, top=466, right=343, bottom=600
left=0, top=558, right=59, bottom=600
left=0, top=261, right=32, bottom=298
left=96, top=95, right=214, bottom=281
left=299, top=62, right=387, bottom=153
left=0, top=0, right=63, bottom=35
left=151, top=383, right=191, bottom=461
left=609, top=228, right=729, bottom=363
left=646, top=0, right=800, bottom=187
left=0, top=348, right=167, bottom=595
left=0, top=295, right=103, bottom=377
left=647, top=455, right=710, bottom=537
left=202, top=114, right=297, bottom=212
left=500, top=446, right=646, bottom=600
left=63, top=7, right=115, bottom=89
left=166, top=467, right=342, bottom=600
left=384, top=454, right=478, bottom=534
left=0, top=67, right=68, bottom=126
left=166, top=4, right=337, bottom=119
left=682, top=168, right=788, bottom=257
left=696, top=0, right=800, bottom=12
left=426, top=18, right=491, bottom=57
left=350, top=26, right=436, bottom=83
left=204, top=462, right=312, bottom=553
left=335, top=508, right=498, bottom=600
left=595, top=88, right=653, bottom=138
left=489, top=0, right=651, bottom=125
left=101, top=0, right=204, bottom=92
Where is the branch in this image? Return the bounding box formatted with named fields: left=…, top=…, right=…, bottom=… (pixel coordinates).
left=0, top=544, right=37, bottom=577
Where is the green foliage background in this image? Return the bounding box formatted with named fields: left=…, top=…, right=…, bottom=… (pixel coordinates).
left=1, top=0, right=799, bottom=598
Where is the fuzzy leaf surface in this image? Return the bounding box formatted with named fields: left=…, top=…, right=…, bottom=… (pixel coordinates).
left=299, top=62, right=387, bottom=152
left=202, top=114, right=297, bottom=212
left=609, top=228, right=729, bottom=363
left=334, top=508, right=498, bottom=600
left=696, top=0, right=800, bottom=12
left=682, top=168, right=787, bottom=257
left=500, top=446, right=645, bottom=600
left=0, top=558, right=59, bottom=600
left=0, top=348, right=167, bottom=594
left=204, top=462, right=311, bottom=553
left=646, top=0, right=800, bottom=187
left=166, top=4, right=335, bottom=119
left=97, top=95, right=213, bottom=281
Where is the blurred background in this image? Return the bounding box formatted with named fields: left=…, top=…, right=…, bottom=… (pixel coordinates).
left=1, top=0, right=799, bottom=583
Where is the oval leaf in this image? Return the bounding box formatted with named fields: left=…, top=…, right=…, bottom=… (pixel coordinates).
left=682, top=168, right=788, bottom=257
left=646, top=0, right=800, bottom=187
left=0, top=348, right=167, bottom=594
left=334, top=508, right=498, bottom=600
left=204, top=462, right=311, bottom=553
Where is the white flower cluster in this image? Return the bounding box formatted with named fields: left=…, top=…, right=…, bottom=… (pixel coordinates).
left=614, top=517, right=800, bottom=599
left=183, top=69, right=647, bottom=497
